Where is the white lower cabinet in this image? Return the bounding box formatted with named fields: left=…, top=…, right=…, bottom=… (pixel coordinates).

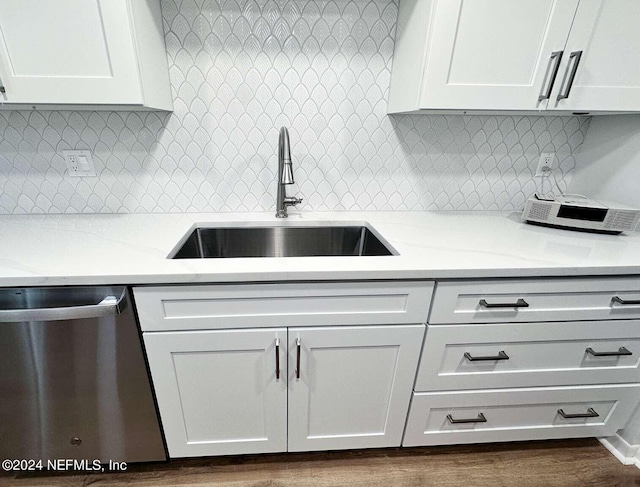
left=137, top=277, right=640, bottom=459
left=415, top=320, right=640, bottom=391
left=403, top=385, right=640, bottom=447
left=429, top=277, right=640, bottom=324
left=403, top=276, right=640, bottom=449
left=143, top=328, right=288, bottom=458
left=287, top=325, right=424, bottom=452
left=134, top=281, right=433, bottom=331
left=143, top=324, right=425, bottom=457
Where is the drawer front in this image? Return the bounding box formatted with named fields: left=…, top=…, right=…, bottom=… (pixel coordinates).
left=403, top=384, right=640, bottom=447
left=430, top=277, right=640, bottom=324
left=415, top=320, right=640, bottom=391
left=134, top=281, right=434, bottom=331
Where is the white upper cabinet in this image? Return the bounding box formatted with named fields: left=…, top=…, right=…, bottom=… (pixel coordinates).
left=389, top=0, right=579, bottom=112
left=548, top=0, right=640, bottom=112
left=0, top=0, right=172, bottom=110
left=389, top=0, right=640, bottom=114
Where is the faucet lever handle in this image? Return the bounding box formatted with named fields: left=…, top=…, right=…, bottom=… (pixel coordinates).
left=284, top=196, right=303, bottom=207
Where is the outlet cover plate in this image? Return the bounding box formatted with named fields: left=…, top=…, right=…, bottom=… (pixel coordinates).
left=63, top=150, right=96, bottom=177
left=535, top=152, right=555, bottom=177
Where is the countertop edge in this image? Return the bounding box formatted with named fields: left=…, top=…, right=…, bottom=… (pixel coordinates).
left=1, top=210, right=640, bottom=287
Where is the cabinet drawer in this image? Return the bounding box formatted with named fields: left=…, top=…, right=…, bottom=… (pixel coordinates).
left=430, top=277, right=640, bottom=324
left=403, top=385, right=640, bottom=447
left=134, top=281, right=434, bottom=331
left=415, top=320, right=640, bottom=391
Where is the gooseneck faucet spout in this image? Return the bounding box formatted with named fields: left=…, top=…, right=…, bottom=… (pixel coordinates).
left=276, top=127, right=303, bottom=218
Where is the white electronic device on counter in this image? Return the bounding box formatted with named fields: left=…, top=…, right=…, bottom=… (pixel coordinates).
left=522, top=194, right=640, bottom=234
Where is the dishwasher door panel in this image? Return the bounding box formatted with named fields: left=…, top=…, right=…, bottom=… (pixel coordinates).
left=0, top=287, right=166, bottom=463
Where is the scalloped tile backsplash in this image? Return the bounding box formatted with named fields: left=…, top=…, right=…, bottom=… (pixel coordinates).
left=0, top=0, right=591, bottom=214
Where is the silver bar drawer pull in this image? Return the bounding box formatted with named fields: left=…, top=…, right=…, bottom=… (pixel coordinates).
left=464, top=351, right=509, bottom=362
left=295, top=337, right=301, bottom=380
left=558, top=408, right=599, bottom=419
left=447, top=413, right=487, bottom=424
left=538, top=51, right=563, bottom=101
left=275, top=338, right=280, bottom=380
left=586, top=346, right=632, bottom=357
left=612, top=296, right=640, bottom=306
left=479, top=298, right=529, bottom=309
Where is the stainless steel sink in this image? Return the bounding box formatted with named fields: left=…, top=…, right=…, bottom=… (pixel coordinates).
left=170, top=224, right=396, bottom=258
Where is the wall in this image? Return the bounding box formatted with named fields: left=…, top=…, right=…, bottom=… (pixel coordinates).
left=0, top=0, right=590, bottom=214
left=569, top=114, right=640, bottom=208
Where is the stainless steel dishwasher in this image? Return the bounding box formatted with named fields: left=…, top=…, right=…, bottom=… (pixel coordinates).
left=0, top=286, right=166, bottom=463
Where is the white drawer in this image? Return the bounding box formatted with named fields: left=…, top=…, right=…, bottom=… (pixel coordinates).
left=134, top=281, right=434, bottom=331
left=430, top=277, right=640, bottom=324
left=415, top=320, right=640, bottom=391
left=403, top=384, right=640, bottom=447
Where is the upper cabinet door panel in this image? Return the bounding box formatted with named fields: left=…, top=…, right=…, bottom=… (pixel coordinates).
left=0, top=0, right=141, bottom=105
left=421, top=0, right=579, bottom=110
left=550, top=0, right=640, bottom=111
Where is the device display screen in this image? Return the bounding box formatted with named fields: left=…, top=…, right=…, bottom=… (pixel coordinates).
left=557, top=205, right=608, bottom=222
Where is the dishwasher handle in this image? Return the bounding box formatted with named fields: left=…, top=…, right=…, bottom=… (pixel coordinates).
left=0, top=288, right=127, bottom=322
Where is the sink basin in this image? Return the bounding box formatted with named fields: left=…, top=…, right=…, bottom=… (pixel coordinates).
left=170, top=224, right=396, bottom=259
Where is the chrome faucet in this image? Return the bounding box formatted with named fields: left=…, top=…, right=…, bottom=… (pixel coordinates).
left=276, top=127, right=303, bottom=218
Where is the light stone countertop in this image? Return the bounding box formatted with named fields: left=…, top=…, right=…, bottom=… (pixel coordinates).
left=1, top=210, right=639, bottom=287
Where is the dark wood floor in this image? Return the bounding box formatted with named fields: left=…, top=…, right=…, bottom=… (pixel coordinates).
left=1, top=439, right=639, bottom=487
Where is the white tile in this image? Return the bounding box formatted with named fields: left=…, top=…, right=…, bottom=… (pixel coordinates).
left=0, top=0, right=591, bottom=214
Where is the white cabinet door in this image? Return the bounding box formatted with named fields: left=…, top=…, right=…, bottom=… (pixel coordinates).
left=420, top=0, right=579, bottom=110
left=550, top=0, right=640, bottom=112
left=287, top=325, right=425, bottom=452
left=143, top=328, right=287, bottom=458
left=0, top=0, right=141, bottom=105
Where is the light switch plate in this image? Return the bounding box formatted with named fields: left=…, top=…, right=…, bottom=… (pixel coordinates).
left=63, top=150, right=96, bottom=177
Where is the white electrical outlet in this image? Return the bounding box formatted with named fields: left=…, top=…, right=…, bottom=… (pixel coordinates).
left=535, top=152, right=555, bottom=177
left=63, top=150, right=96, bottom=177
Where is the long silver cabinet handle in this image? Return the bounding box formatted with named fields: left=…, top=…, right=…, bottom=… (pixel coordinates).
left=275, top=338, right=281, bottom=380
left=558, top=408, right=599, bottom=419
left=295, top=337, right=301, bottom=380
left=612, top=296, right=640, bottom=306
left=557, top=51, right=583, bottom=101
left=0, top=289, right=126, bottom=322
left=586, top=346, right=632, bottom=357
left=538, top=51, right=564, bottom=101
left=447, top=413, right=487, bottom=424
left=479, top=298, right=529, bottom=309
left=464, top=351, right=509, bottom=362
